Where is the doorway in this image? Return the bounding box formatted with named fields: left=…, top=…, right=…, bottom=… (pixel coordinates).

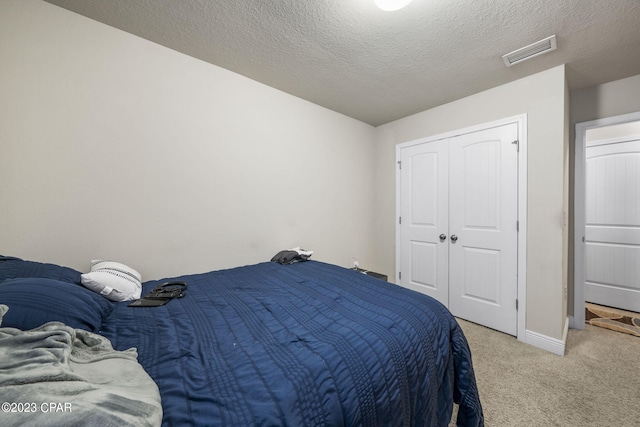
left=573, top=112, right=640, bottom=329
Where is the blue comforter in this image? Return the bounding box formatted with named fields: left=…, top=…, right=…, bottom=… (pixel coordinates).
left=101, top=261, right=483, bottom=426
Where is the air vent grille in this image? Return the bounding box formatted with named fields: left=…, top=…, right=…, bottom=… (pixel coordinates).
left=502, top=35, right=557, bottom=67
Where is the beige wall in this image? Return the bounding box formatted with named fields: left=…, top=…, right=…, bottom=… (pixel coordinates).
left=571, top=74, right=640, bottom=125
left=0, top=0, right=376, bottom=280
left=373, top=66, right=568, bottom=340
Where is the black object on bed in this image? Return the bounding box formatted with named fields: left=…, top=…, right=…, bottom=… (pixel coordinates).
left=128, top=281, right=187, bottom=307
left=0, top=256, right=483, bottom=426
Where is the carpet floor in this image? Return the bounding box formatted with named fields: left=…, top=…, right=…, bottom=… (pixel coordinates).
left=449, top=318, right=640, bottom=427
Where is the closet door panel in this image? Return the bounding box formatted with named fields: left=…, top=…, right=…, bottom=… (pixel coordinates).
left=448, top=123, right=518, bottom=336
left=399, top=140, right=449, bottom=305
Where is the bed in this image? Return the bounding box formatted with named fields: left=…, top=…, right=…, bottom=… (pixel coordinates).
left=0, top=255, right=483, bottom=426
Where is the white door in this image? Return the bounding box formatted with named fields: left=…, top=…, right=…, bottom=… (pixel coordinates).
left=399, top=140, right=449, bottom=304
left=585, top=137, right=640, bottom=312
left=398, top=123, right=519, bottom=336
left=448, top=124, right=519, bottom=336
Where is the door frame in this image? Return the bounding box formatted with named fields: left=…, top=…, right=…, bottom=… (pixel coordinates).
left=571, top=111, right=640, bottom=329
left=396, top=114, right=528, bottom=342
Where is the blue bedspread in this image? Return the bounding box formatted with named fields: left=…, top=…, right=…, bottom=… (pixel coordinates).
left=100, top=261, right=483, bottom=426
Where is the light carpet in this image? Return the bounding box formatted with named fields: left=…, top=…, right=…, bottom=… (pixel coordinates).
left=449, top=319, right=640, bottom=427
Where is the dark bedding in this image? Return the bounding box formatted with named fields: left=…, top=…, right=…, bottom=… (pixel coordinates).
left=100, top=261, right=483, bottom=426
left=0, top=256, right=483, bottom=426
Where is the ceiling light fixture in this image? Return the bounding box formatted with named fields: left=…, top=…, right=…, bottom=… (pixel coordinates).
left=375, top=0, right=412, bottom=12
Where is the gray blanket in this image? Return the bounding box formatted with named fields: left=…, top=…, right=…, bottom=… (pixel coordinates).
left=0, top=305, right=162, bottom=427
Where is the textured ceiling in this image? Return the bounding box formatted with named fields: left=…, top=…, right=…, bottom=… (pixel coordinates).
left=43, top=0, right=640, bottom=126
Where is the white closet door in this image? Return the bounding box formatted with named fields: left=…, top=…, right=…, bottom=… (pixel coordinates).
left=399, top=140, right=449, bottom=306
left=585, top=138, right=640, bottom=312
left=448, top=124, right=519, bottom=335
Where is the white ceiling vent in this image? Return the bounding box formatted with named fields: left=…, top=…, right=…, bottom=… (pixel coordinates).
left=502, top=35, right=557, bottom=67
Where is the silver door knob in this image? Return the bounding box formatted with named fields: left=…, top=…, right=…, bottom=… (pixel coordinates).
left=450, top=234, right=458, bottom=243
left=439, top=234, right=447, bottom=242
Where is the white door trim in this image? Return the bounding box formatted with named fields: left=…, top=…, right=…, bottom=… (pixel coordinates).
left=396, top=114, right=527, bottom=342
left=571, top=111, right=640, bottom=329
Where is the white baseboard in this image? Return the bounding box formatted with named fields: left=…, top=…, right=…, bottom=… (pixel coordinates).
left=525, top=317, right=569, bottom=356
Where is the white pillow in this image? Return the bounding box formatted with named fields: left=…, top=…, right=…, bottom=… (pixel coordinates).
left=81, top=260, right=142, bottom=302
